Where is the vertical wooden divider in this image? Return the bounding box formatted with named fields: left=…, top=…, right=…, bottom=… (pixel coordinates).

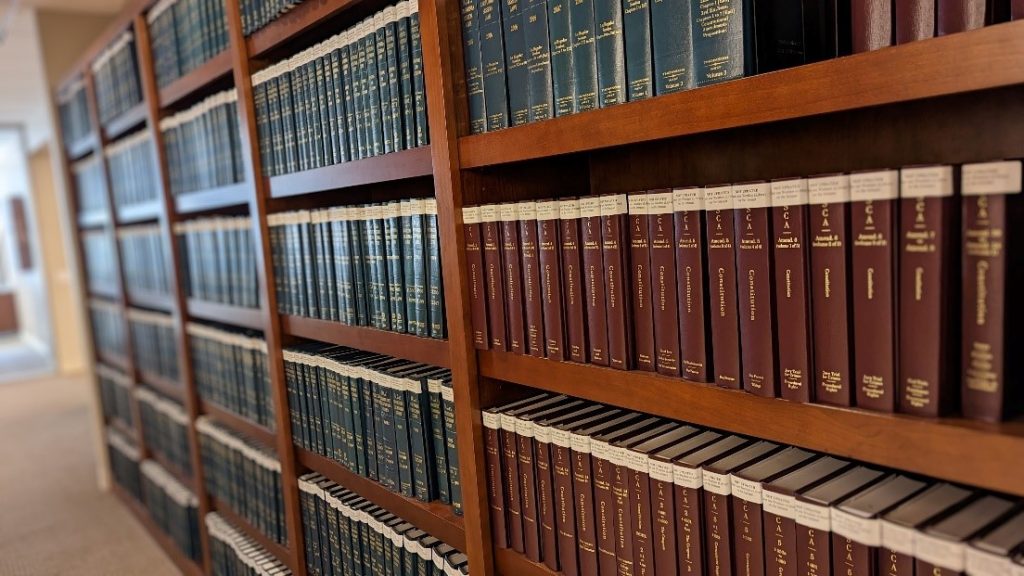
left=132, top=14, right=214, bottom=574
left=419, top=0, right=495, bottom=573
left=222, top=0, right=308, bottom=573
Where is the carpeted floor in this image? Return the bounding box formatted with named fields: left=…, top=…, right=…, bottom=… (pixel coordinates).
left=0, top=372, right=178, bottom=576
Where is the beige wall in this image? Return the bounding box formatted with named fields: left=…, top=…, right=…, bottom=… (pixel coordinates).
left=37, top=9, right=116, bottom=88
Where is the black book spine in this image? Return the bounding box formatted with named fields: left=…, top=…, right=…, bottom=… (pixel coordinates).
left=622, top=0, right=653, bottom=100
left=428, top=378, right=452, bottom=504
left=503, top=0, right=530, bottom=126
left=481, top=19, right=510, bottom=131
left=426, top=199, right=446, bottom=339
left=594, top=0, right=627, bottom=107
left=570, top=0, right=600, bottom=111
left=548, top=0, right=576, bottom=116
left=461, top=0, right=488, bottom=133
left=397, top=6, right=418, bottom=147
left=524, top=0, right=554, bottom=122
left=691, top=0, right=754, bottom=86
left=651, top=0, right=693, bottom=94
left=442, top=379, right=463, bottom=514
left=411, top=2, right=429, bottom=146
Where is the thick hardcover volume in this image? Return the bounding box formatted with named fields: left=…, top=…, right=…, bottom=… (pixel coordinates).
left=651, top=0, right=693, bottom=94
left=966, top=510, right=1024, bottom=576
left=603, top=194, right=635, bottom=370
left=581, top=197, right=610, bottom=365
left=849, top=171, right=899, bottom=412
left=896, top=0, right=935, bottom=42
left=500, top=204, right=527, bottom=354
left=691, top=0, right=753, bottom=86
left=483, top=410, right=509, bottom=548
left=553, top=424, right=587, bottom=576
left=629, top=193, right=657, bottom=372
left=548, top=0, right=576, bottom=116
left=594, top=0, right=627, bottom=106
left=916, top=496, right=1016, bottom=576
left=480, top=19, right=510, bottom=131
left=705, top=185, right=742, bottom=389
left=561, top=199, right=590, bottom=363
left=1016, top=0, right=1024, bottom=19
left=938, top=0, right=991, bottom=34
left=674, top=188, right=712, bottom=382
left=461, top=0, right=487, bottom=133
left=570, top=0, right=600, bottom=111
left=623, top=0, right=653, bottom=100
left=481, top=205, right=509, bottom=350
left=852, top=0, right=894, bottom=52
left=770, top=179, right=814, bottom=402
left=538, top=200, right=567, bottom=360
left=648, top=191, right=682, bottom=376
left=464, top=207, right=490, bottom=349
left=503, top=0, right=530, bottom=126
left=520, top=201, right=547, bottom=357
left=899, top=166, right=958, bottom=417
left=733, top=182, right=778, bottom=397
left=808, top=175, right=854, bottom=406
left=536, top=418, right=562, bottom=571
left=881, top=483, right=974, bottom=576
left=525, top=0, right=554, bottom=122
left=961, top=161, right=1023, bottom=422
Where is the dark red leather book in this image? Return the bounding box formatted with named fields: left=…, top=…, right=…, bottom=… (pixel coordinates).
left=581, top=196, right=610, bottom=366
left=896, top=0, right=935, bottom=43
left=733, top=182, right=778, bottom=398
left=849, top=170, right=900, bottom=413
left=965, top=509, right=1024, bottom=575
left=881, top=483, right=974, bottom=576
left=770, top=179, right=814, bottom=403
left=520, top=201, right=546, bottom=358
left=647, top=190, right=681, bottom=376
left=938, top=0, right=992, bottom=33
left=729, top=448, right=817, bottom=576
left=483, top=408, right=509, bottom=548
left=915, top=496, right=1015, bottom=576
left=898, top=166, right=959, bottom=417
left=705, top=185, right=742, bottom=389
left=1015, top=0, right=1023, bottom=19
left=808, top=175, right=854, bottom=407
left=538, top=200, right=567, bottom=360
left=673, top=188, right=712, bottom=382
left=500, top=203, right=527, bottom=355
left=481, top=205, right=508, bottom=350
left=795, top=467, right=886, bottom=576
left=629, top=193, right=657, bottom=372
left=762, top=457, right=853, bottom=576
left=830, top=475, right=927, bottom=576
left=852, top=0, right=894, bottom=52
left=464, top=206, right=491, bottom=349
left=960, top=161, right=1023, bottom=422
left=561, top=198, right=589, bottom=363
left=603, top=194, right=634, bottom=370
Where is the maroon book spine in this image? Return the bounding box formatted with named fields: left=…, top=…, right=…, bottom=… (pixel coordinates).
left=674, top=470, right=705, bottom=576
left=538, top=200, right=567, bottom=360
left=649, top=459, right=679, bottom=576
left=703, top=475, right=736, bottom=576
left=483, top=412, right=509, bottom=548
left=561, top=199, right=589, bottom=363
left=938, top=0, right=989, bottom=33
left=464, top=207, right=490, bottom=349
left=603, top=194, right=635, bottom=370
left=648, top=191, right=682, bottom=376
left=592, top=441, right=619, bottom=576
left=518, top=425, right=542, bottom=562
left=808, top=175, right=854, bottom=407
left=705, top=185, right=742, bottom=389
left=852, top=0, right=894, bottom=52
left=733, top=183, right=778, bottom=398
left=899, top=166, right=958, bottom=417
left=831, top=534, right=873, bottom=576
left=552, top=430, right=581, bottom=576
left=481, top=205, right=508, bottom=350
left=849, top=171, right=900, bottom=413
left=896, top=0, right=935, bottom=43
left=770, top=179, right=814, bottom=403
left=612, top=448, right=637, bottom=576
left=628, top=454, right=655, bottom=576
left=674, top=188, right=711, bottom=382
left=795, top=509, right=832, bottom=576
left=572, top=435, right=600, bottom=576
left=883, top=548, right=915, bottom=576
left=629, top=193, right=657, bottom=372
left=961, top=161, right=1023, bottom=422
left=1015, top=0, right=1023, bottom=19
left=762, top=492, right=799, bottom=576
left=500, top=204, right=526, bottom=354
left=536, top=425, right=561, bottom=571
left=520, top=201, right=546, bottom=358
left=501, top=419, right=525, bottom=552
left=581, top=196, right=611, bottom=366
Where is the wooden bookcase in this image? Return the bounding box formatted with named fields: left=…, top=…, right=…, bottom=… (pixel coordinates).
left=53, top=0, right=1024, bottom=573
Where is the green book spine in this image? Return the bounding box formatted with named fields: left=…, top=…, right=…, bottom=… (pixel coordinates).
left=340, top=41, right=359, bottom=162
left=523, top=0, right=553, bottom=122
left=407, top=375, right=433, bottom=501
left=427, top=377, right=451, bottom=503
left=365, top=26, right=385, bottom=157
left=480, top=19, right=509, bottom=131
left=338, top=370, right=357, bottom=470
left=291, top=63, right=309, bottom=172
left=372, top=378, right=396, bottom=490
left=570, top=0, right=600, bottom=111
left=375, top=15, right=396, bottom=155
left=504, top=4, right=530, bottom=126
left=651, top=0, right=693, bottom=94
left=359, top=376, right=379, bottom=481
left=383, top=201, right=406, bottom=333
left=350, top=371, right=368, bottom=477
left=425, top=199, right=446, bottom=338
left=277, top=74, right=298, bottom=174
left=401, top=200, right=418, bottom=335
left=397, top=7, right=417, bottom=147
left=353, top=32, right=368, bottom=160
left=332, top=210, right=355, bottom=325
left=384, top=10, right=404, bottom=151
left=327, top=46, right=347, bottom=163
left=441, top=378, right=462, bottom=514
left=350, top=208, right=370, bottom=326
left=594, top=0, right=627, bottom=106
left=391, top=376, right=414, bottom=497
left=313, top=52, right=336, bottom=166
left=623, top=0, right=653, bottom=99
left=309, top=362, right=324, bottom=455
left=547, top=0, right=576, bottom=116
left=299, top=212, right=319, bottom=317
left=411, top=1, right=429, bottom=145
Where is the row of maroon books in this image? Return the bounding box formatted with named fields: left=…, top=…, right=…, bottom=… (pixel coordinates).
left=483, top=392, right=1024, bottom=576
left=462, top=161, right=1022, bottom=422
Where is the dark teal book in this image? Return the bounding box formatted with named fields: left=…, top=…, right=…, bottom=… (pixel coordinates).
left=594, top=0, right=627, bottom=106
left=358, top=376, right=379, bottom=481
left=425, top=199, right=446, bottom=338
left=623, top=0, right=653, bottom=100
left=547, top=0, right=576, bottom=116
left=523, top=0, right=553, bottom=122
left=480, top=19, right=509, bottom=131
left=401, top=200, right=421, bottom=336
left=322, top=49, right=342, bottom=164
left=340, top=41, right=359, bottom=161
left=427, top=376, right=451, bottom=504
left=308, top=56, right=327, bottom=168
left=349, top=372, right=368, bottom=477
left=690, top=0, right=754, bottom=86
left=384, top=9, right=404, bottom=151
left=375, top=16, right=396, bottom=155
left=502, top=0, right=531, bottom=125
left=365, top=27, right=385, bottom=157
left=397, top=5, right=417, bottom=147
left=410, top=200, right=429, bottom=338
left=328, top=47, right=350, bottom=163
left=383, top=201, right=406, bottom=333
left=407, top=372, right=437, bottom=501
left=350, top=209, right=370, bottom=326
left=441, top=378, right=462, bottom=514
left=462, top=0, right=487, bottom=133
left=353, top=33, right=369, bottom=160
left=410, top=3, right=429, bottom=146
left=570, top=0, right=600, bottom=111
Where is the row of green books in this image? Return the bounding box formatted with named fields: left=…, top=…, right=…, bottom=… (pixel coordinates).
left=90, top=299, right=125, bottom=359
left=148, top=0, right=229, bottom=88
left=140, top=460, right=202, bottom=563
left=175, top=216, right=260, bottom=309
left=82, top=229, right=117, bottom=295
left=98, top=364, right=134, bottom=429
left=128, top=307, right=180, bottom=383
left=206, top=512, right=291, bottom=576
left=251, top=0, right=427, bottom=177
left=119, top=225, right=171, bottom=299
left=105, top=130, right=159, bottom=209
left=188, top=322, right=275, bottom=429
left=137, top=386, right=194, bottom=477
left=161, top=89, right=245, bottom=196
left=107, top=427, right=143, bottom=500
left=92, top=31, right=143, bottom=126
left=241, top=0, right=303, bottom=36
left=72, top=156, right=106, bottom=215
left=59, top=80, right=92, bottom=149
left=268, top=199, right=445, bottom=339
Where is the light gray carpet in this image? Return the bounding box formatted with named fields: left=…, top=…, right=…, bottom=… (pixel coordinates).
left=0, top=337, right=54, bottom=383
left=0, top=373, right=179, bottom=576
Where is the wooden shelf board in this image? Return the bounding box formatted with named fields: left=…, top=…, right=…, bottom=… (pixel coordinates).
left=88, top=284, right=121, bottom=301
left=459, top=21, right=1024, bottom=168
left=200, top=399, right=278, bottom=449
left=97, top=350, right=130, bottom=372
left=140, top=370, right=185, bottom=402
left=296, top=448, right=466, bottom=549
left=281, top=315, right=451, bottom=368
left=107, top=417, right=136, bottom=440
left=478, top=351, right=1024, bottom=497
left=246, top=0, right=364, bottom=58
left=102, top=101, right=148, bottom=142
left=116, top=200, right=162, bottom=224
left=66, top=132, right=98, bottom=160
left=111, top=484, right=205, bottom=576
left=151, top=451, right=197, bottom=492
left=173, top=182, right=252, bottom=215
left=78, top=210, right=109, bottom=229
left=127, top=289, right=174, bottom=313
left=187, top=299, right=265, bottom=330
left=494, top=548, right=559, bottom=576
left=209, top=495, right=292, bottom=568
left=267, top=146, right=434, bottom=199
left=158, top=49, right=234, bottom=109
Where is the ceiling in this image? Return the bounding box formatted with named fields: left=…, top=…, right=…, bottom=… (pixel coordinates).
left=24, top=0, right=126, bottom=14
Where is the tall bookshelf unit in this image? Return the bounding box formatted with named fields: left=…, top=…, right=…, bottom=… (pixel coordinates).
left=54, top=0, right=1024, bottom=574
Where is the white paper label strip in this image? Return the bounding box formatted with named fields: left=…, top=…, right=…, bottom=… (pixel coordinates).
left=762, top=491, right=796, bottom=519
left=881, top=520, right=916, bottom=556
left=831, top=508, right=881, bottom=547
left=915, top=533, right=966, bottom=572
left=795, top=501, right=830, bottom=532
left=703, top=471, right=731, bottom=496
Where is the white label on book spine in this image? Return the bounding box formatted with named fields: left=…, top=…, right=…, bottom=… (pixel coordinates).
left=445, top=564, right=460, bottom=576
left=966, top=547, right=1012, bottom=576
left=901, top=166, right=954, bottom=198
left=673, top=187, right=704, bottom=212
left=441, top=385, right=455, bottom=402
left=480, top=204, right=498, bottom=222
left=500, top=413, right=517, bottom=432
left=703, top=471, right=732, bottom=496
left=628, top=193, right=650, bottom=215
left=600, top=194, right=628, bottom=216
left=770, top=179, right=809, bottom=207
left=881, top=520, right=916, bottom=556
left=762, top=491, right=796, bottom=518
left=647, top=192, right=674, bottom=214
left=518, top=201, right=538, bottom=221
left=1013, top=562, right=1024, bottom=576
left=534, top=424, right=552, bottom=444
left=560, top=198, right=581, bottom=219
left=417, top=543, right=432, bottom=561
left=499, top=203, right=518, bottom=222
left=434, top=551, right=445, bottom=569
left=831, top=508, right=881, bottom=546
left=795, top=501, right=831, bottom=532
left=850, top=170, right=900, bottom=202
left=517, top=419, right=536, bottom=438
left=731, top=476, right=763, bottom=504
left=482, top=412, right=501, bottom=429
left=570, top=432, right=591, bottom=453
left=915, top=533, right=966, bottom=572
left=808, top=174, right=851, bottom=204
left=626, top=450, right=649, bottom=472
left=579, top=197, right=601, bottom=218
left=591, top=440, right=611, bottom=461
left=649, top=460, right=674, bottom=482
left=732, top=183, right=771, bottom=209
left=551, top=428, right=572, bottom=448
left=462, top=206, right=481, bottom=223
left=609, top=445, right=629, bottom=467
left=537, top=200, right=559, bottom=220
left=963, top=161, right=1023, bottom=196
left=704, top=186, right=734, bottom=210
left=673, top=465, right=703, bottom=489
